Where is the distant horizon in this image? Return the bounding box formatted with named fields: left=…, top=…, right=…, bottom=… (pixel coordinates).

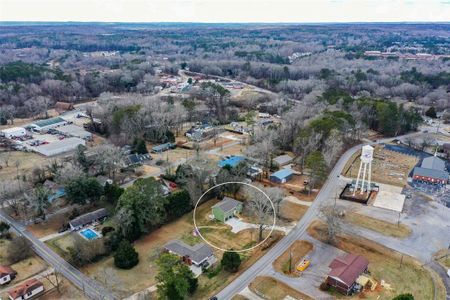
left=1, top=0, right=450, bottom=23
left=1, top=21, right=450, bottom=25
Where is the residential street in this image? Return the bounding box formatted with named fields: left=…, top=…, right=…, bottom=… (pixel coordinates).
left=216, top=132, right=447, bottom=300
left=0, top=210, right=117, bottom=300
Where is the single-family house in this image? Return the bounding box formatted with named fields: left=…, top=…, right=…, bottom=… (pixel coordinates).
left=43, top=180, right=65, bottom=202
left=211, top=197, right=243, bottom=222
left=218, top=156, right=245, bottom=168
left=270, top=168, right=294, bottom=183
left=151, top=142, right=176, bottom=153
left=326, top=253, right=369, bottom=295
left=0, top=265, right=17, bottom=285
left=8, top=278, right=44, bottom=300
left=273, top=154, right=294, bottom=167
left=124, top=153, right=152, bottom=167
left=164, top=240, right=215, bottom=271
left=69, top=208, right=108, bottom=231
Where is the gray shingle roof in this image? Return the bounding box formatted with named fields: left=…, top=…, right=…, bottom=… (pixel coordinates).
left=164, top=240, right=213, bottom=264
left=413, top=167, right=449, bottom=181
left=273, top=154, right=293, bottom=165
left=421, top=156, right=446, bottom=171
left=211, top=197, right=241, bottom=213
left=69, top=208, right=108, bottom=228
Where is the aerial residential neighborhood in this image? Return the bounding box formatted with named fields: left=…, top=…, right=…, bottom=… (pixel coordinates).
left=0, top=1, right=450, bottom=300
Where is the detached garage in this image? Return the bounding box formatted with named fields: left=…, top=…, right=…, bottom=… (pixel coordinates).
left=270, top=168, right=294, bottom=183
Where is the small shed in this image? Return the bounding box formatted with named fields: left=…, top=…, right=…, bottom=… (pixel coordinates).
left=273, top=154, right=294, bottom=166
left=270, top=168, right=294, bottom=183
left=0, top=265, right=17, bottom=285
left=211, top=197, right=243, bottom=222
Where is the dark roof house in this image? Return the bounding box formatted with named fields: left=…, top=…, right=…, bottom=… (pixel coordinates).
left=69, top=208, right=108, bottom=230
left=327, top=253, right=369, bottom=295
left=164, top=240, right=214, bottom=266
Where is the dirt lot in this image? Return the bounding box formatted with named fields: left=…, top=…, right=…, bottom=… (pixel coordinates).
left=308, top=221, right=446, bottom=300
left=151, top=147, right=192, bottom=163
left=435, top=249, right=450, bottom=269
left=249, top=276, right=313, bottom=300
left=0, top=150, right=49, bottom=180
left=343, top=145, right=418, bottom=186
left=345, top=212, right=412, bottom=239
left=279, top=201, right=308, bottom=222
left=273, top=240, right=313, bottom=276
left=216, top=143, right=246, bottom=157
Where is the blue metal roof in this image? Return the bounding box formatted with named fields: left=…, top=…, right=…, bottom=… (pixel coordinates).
left=218, top=156, right=245, bottom=168
left=270, top=168, right=294, bottom=179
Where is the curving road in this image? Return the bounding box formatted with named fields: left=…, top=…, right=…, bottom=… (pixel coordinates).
left=216, top=133, right=431, bottom=300
left=0, top=210, right=117, bottom=300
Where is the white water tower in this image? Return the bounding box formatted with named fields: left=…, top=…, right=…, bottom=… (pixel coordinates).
left=353, top=145, right=374, bottom=195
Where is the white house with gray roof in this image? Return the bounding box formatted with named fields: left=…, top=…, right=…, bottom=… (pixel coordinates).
left=164, top=240, right=216, bottom=275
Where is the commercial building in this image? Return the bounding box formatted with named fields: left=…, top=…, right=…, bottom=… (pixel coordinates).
left=211, top=197, right=243, bottom=222
left=69, top=208, right=108, bottom=230
left=326, top=253, right=369, bottom=295
left=56, top=124, right=92, bottom=140
left=412, top=155, right=449, bottom=185
left=270, top=168, right=294, bottom=183
left=0, top=127, right=27, bottom=139
left=29, top=117, right=67, bottom=132
left=33, top=137, right=85, bottom=156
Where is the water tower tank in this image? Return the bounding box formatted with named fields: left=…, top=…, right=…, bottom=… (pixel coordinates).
left=360, top=145, right=374, bottom=163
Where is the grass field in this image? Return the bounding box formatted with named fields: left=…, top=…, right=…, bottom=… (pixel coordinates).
left=345, top=212, right=412, bottom=239
left=308, top=221, right=446, bottom=300
left=435, top=249, right=450, bottom=269
left=27, top=213, right=69, bottom=238
left=272, top=240, right=313, bottom=276
left=343, top=145, right=418, bottom=187
left=249, top=276, right=313, bottom=300
left=279, top=201, right=308, bottom=222
left=0, top=151, right=49, bottom=181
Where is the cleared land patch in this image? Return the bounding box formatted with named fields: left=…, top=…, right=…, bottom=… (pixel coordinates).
left=343, top=145, right=417, bottom=187
left=272, top=240, right=313, bottom=276
left=249, top=276, right=313, bottom=300
left=345, top=212, right=412, bottom=239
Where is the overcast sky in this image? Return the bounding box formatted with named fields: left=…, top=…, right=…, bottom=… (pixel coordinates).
left=1, top=0, right=450, bottom=23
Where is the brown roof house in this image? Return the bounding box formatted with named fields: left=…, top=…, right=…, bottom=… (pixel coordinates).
left=326, top=253, right=369, bottom=295
left=54, top=101, right=74, bottom=114
left=0, top=265, right=17, bottom=285
left=8, top=278, right=44, bottom=300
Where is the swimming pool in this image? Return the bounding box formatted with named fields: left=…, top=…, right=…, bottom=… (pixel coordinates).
left=79, top=228, right=100, bottom=240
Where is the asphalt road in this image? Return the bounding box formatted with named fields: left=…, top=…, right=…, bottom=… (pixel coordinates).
left=215, top=143, right=362, bottom=299
left=0, top=210, right=117, bottom=300
left=215, top=133, right=433, bottom=300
